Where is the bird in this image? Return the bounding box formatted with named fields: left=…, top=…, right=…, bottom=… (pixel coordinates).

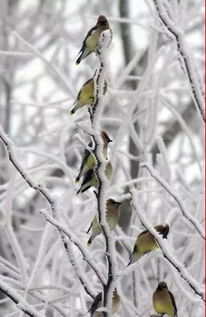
left=153, top=281, right=178, bottom=317
left=128, top=224, right=169, bottom=265
left=76, top=159, right=113, bottom=194
left=75, top=130, right=112, bottom=183
left=76, top=15, right=112, bottom=65
left=76, top=169, right=98, bottom=194
left=87, top=199, right=122, bottom=245
left=70, top=77, right=107, bottom=115
left=87, top=288, right=120, bottom=316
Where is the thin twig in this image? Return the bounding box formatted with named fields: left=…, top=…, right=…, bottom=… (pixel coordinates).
left=153, top=0, right=204, bottom=121
left=130, top=189, right=205, bottom=303
left=141, top=163, right=204, bottom=240
left=0, top=126, right=95, bottom=299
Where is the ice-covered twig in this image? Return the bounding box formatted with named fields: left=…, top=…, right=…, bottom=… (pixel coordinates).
left=141, top=163, right=204, bottom=240
left=0, top=279, right=44, bottom=317
left=131, top=189, right=205, bottom=303
left=0, top=126, right=95, bottom=299
left=40, top=209, right=106, bottom=286
left=153, top=0, right=204, bottom=121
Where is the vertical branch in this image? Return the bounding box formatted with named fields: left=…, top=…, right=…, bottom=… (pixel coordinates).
left=89, top=39, right=117, bottom=316
left=153, top=0, right=204, bottom=121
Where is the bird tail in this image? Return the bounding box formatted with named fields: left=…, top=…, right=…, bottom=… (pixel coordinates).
left=70, top=106, right=76, bottom=115
left=75, top=174, right=80, bottom=183
left=87, top=233, right=96, bottom=246
left=75, top=55, right=81, bottom=65
left=86, top=223, right=92, bottom=234
left=76, top=48, right=91, bottom=65
left=127, top=254, right=133, bottom=267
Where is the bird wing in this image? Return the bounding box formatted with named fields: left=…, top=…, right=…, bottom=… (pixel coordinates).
left=169, top=291, right=178, bottom=316
left=86, top=222, right=92, bottom=234
left=88, top=292, right=102, bottom=315
left=138, top=229, right=148, bottom=237
left=78, top=25, right=98, bottom=55
left=73, top=78, right=93, bottom=105
left=77, top=141, right=92, bottom=174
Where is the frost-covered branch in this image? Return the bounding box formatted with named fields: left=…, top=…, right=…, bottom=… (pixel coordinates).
left=131, top=189, right=204, bottom=303
left=153, top=0, right=204, bottom=121
left=141, top=163, right=204, bottom=240
left=0, top=126, right=95, bottom=299
left=40, top=209, right=106, bottom=286
left=0, top=279, right=44, bottom=317
left=88, top=38, right=117, bottom=317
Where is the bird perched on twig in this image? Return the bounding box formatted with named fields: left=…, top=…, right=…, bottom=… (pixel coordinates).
left=75, top=131, right=112, bottom=183
left=87, top=288, right=120, bottom=316
left=70, top=77, right=107, bottom=115
left=87, top=199, right=122, bottom=245
left=76, top=160, right=112, bottom=194
left=153, top=281, right=178, bottom=317
left=128, top=225, right=169, bottom=265
left=76, top=15, right=112, bottom=65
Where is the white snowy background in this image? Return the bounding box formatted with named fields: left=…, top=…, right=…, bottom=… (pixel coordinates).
left=0, top=0, right=204, bottom=316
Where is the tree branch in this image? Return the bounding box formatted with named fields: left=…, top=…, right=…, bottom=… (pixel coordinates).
left=153, top=0, right=204, bottom=121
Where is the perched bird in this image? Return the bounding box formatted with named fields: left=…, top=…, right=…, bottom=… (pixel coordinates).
left=76, top=169, right=98, bottom=194
left=128, top=224, right=169, bottom=265
left=70, top=77, right=107, bottom=115
left=70, top=78, right=94, bottom=114
left=88, top=288, right=120, bottom=316
left=87, top=199, right=122, bottom=245
left=76, top=15, right=112, bottom=65
left=77, top=160, right=113, bottom=194
left=75, top=130, right=112, bottom=183
left=153, top=281, right=178, bottom=317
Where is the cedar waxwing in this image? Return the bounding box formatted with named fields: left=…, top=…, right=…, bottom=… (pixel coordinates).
left=128, top=225, right=169, bottom=265
left=77, top=160, right=113, bottom=194
left=87, top=199, right=121, bottom=245
left=75, top=131, right=112, bottom=183
left=76, top=15, right=112, bottom=65
left=70, top=78, right=107, bottom=115
left=153, top=281, right=178, bottom=317
left=88, top=288, right=120, bottom=316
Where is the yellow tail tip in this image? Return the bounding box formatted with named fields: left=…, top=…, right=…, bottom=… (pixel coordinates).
left=75, top=179, right=79, bottom=183
left=87, top=241, right=91, bottom=246
left=75, top=62, right=79, bottom=65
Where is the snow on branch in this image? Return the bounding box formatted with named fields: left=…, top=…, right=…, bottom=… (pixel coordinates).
left=130, top=189, right=205, bottom=303
left=0, top=126, right=95, bottom=299
left=141, top=163, right=204, bottom=240
left=0, top=279, right=44, bottom=317
left=153, top=0, right=205, bottom=121
left=40, top=209, right=106, bottom=286
left=86, top=33, right=117, bottom=317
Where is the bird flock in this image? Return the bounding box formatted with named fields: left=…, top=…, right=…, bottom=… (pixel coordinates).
left=72, top=15, right=178, bottom=317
